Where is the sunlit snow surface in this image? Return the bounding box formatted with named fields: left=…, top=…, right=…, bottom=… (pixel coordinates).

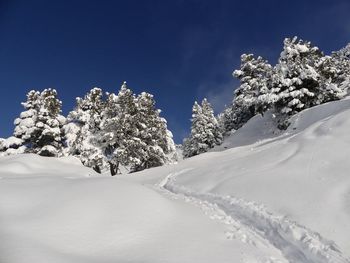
left=1, top=98, right=350, bottom=262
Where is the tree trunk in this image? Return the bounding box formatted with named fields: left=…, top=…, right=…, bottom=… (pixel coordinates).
left=109, top=162, right=119, bottom=176
left=93, top=165, right=101, bottom=174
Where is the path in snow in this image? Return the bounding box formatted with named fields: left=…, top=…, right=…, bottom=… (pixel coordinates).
left=157, top=169, right=350, bottom=263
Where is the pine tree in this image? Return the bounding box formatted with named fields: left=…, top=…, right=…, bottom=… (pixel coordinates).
left=201, top=98, right=223, bottom=146
left=320, top=43, right=350, bottom=98
left=33, top=89, right=66, bottom=156
left=217, top=107, right=233, bottom=135
left=3, top=90, right=42, bottom=154
left=218, top=37, right=350, bottom=134
left=101, top=82, right=176, bottom=174
left=13, top=90, right=41, bottom=146
left=183, top=101, right=205, bottom=158
left=101, top=81, right=139, bottom=175
left=3, top=89, right=65, bottom=156
left=316, top=55, right=347, bottom=103
left=271, top=37, right=323, bottom=117
left=183, top=99, right=222, bottom=158
left=64, top=87, right=105, bottom=173
left=133, top=92, right=176, bottom=171
left=233, top=54, right=273, bottom=117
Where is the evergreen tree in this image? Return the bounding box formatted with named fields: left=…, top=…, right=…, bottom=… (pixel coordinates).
left=183, top=101, right=205, bottom=158
left=217, top=106, right=233, bottom=135
left=183, top=99, right=222, bottom=158
left=219, top=37, right=350, bottom=134
left=133, top=92, right=176, bottom=171
left=271, top=37, right=323, bottom=117
left=33, top=89, right=66, bottom=156
left=233, top=54, right=273, bottom=117
left=3, top=89, right=65, bottom=156
left=64, top=87, right=105, bottom=173
left=101, top=81, right=140, bottom=175
left=13, top=90, right=41, bottom=145
left=101, top=82, right=176, bottom=174
left=316, top=55, right=348, bottom=103
left=201, top=98, right=223, bottom=146
left=321, top=43, right=350, bottom=98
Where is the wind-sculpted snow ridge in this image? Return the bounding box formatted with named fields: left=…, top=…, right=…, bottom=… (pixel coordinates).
left=159, top=170, right=350, bottom=263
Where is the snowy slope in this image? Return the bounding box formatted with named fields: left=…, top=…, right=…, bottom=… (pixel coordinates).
left=1, top=98, right=350, bottom=262
left=166, top=98, right=350, bottom=256
left=0, top=155, right=284, bottom=263
left=123, top=98, right=350, bottom=262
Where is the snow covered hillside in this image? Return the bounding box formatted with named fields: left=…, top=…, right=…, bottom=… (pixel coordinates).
left=1, top=98, right=350, bottom=263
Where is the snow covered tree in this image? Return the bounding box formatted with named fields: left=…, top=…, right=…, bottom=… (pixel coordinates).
left=217, top=106, right=234, bottom=135
left=315, top=55, right=348, bottom=103
left=268, top=37, right=350, bottom=129
left=64, top=87, right=105, bottom=173
left=13, top=90, right=40, bottom=145
left=183, top=99, right=222, bottom=158
left=201, top=98, right=223, bottom=146
left=133, top=92, right=176, bottom=171
left=101, top=82, right=176, bottom=174
left=334, top=43, right=350, bottom=94
left=183, top=101, right=205, bottom=158
left=218, top=38, right=350, bottom=134
left=2, top=89, right=65, bottom=156
left=1, top=90, right=42, bottom=154
left=32, top=89, right=66, bottom=156
left=217, top=54, right=275, bottom=134
left=100, top=82, right=140, bottom=175
left=271, top=37, right=323, bottom=118
left=233, top=54, right=273, bottom=117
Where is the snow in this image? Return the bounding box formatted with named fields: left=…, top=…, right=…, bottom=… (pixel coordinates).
left=0, top=156, right=275, bottom=263
left=2, top=136, right=23, bottom=149
left=1, top=98, right=350, bottom=262
left=156, top=97, right=350, bottom=259
left=296, top=44, right=310, bottom=53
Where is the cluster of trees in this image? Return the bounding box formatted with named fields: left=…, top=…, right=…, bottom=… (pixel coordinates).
left=1, top=37, right=349, bottom=163
left=0, top=82, right=177, bottom=175
left=184, top=37, right=350, bottom=158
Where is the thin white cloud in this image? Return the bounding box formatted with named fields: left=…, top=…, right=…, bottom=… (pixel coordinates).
left=198, top=79, right=238, bottom=114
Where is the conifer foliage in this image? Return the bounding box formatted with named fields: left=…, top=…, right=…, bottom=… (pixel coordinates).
left=184, top=37, right=350, bottom=158
left=1, top=82, right=176, bottom=175
left=100, top=82, right=176, bottom=174
left=183, top=99, right=222, bottom=158
left=1, top=89, right=65, bottom=156
left=64, top=87, right=105, bottom=173
left=217, top=37, right=350, bottom=135
left=2, top=37, right=350, bottom=164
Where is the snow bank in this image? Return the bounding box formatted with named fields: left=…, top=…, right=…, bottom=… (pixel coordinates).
left=0, top=154, right=93, bottom=178
left=156, top=98, right=350, bottom=257
left=2, top=98, right=350, bottom=262
left=0, top=155, right=278, bottom=263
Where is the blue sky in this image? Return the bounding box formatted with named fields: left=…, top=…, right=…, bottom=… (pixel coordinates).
left=0, top=0, right=349, bottom=143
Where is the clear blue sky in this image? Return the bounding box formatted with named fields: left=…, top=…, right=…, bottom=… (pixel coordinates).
left=0, top=0, right=349, bottom=143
